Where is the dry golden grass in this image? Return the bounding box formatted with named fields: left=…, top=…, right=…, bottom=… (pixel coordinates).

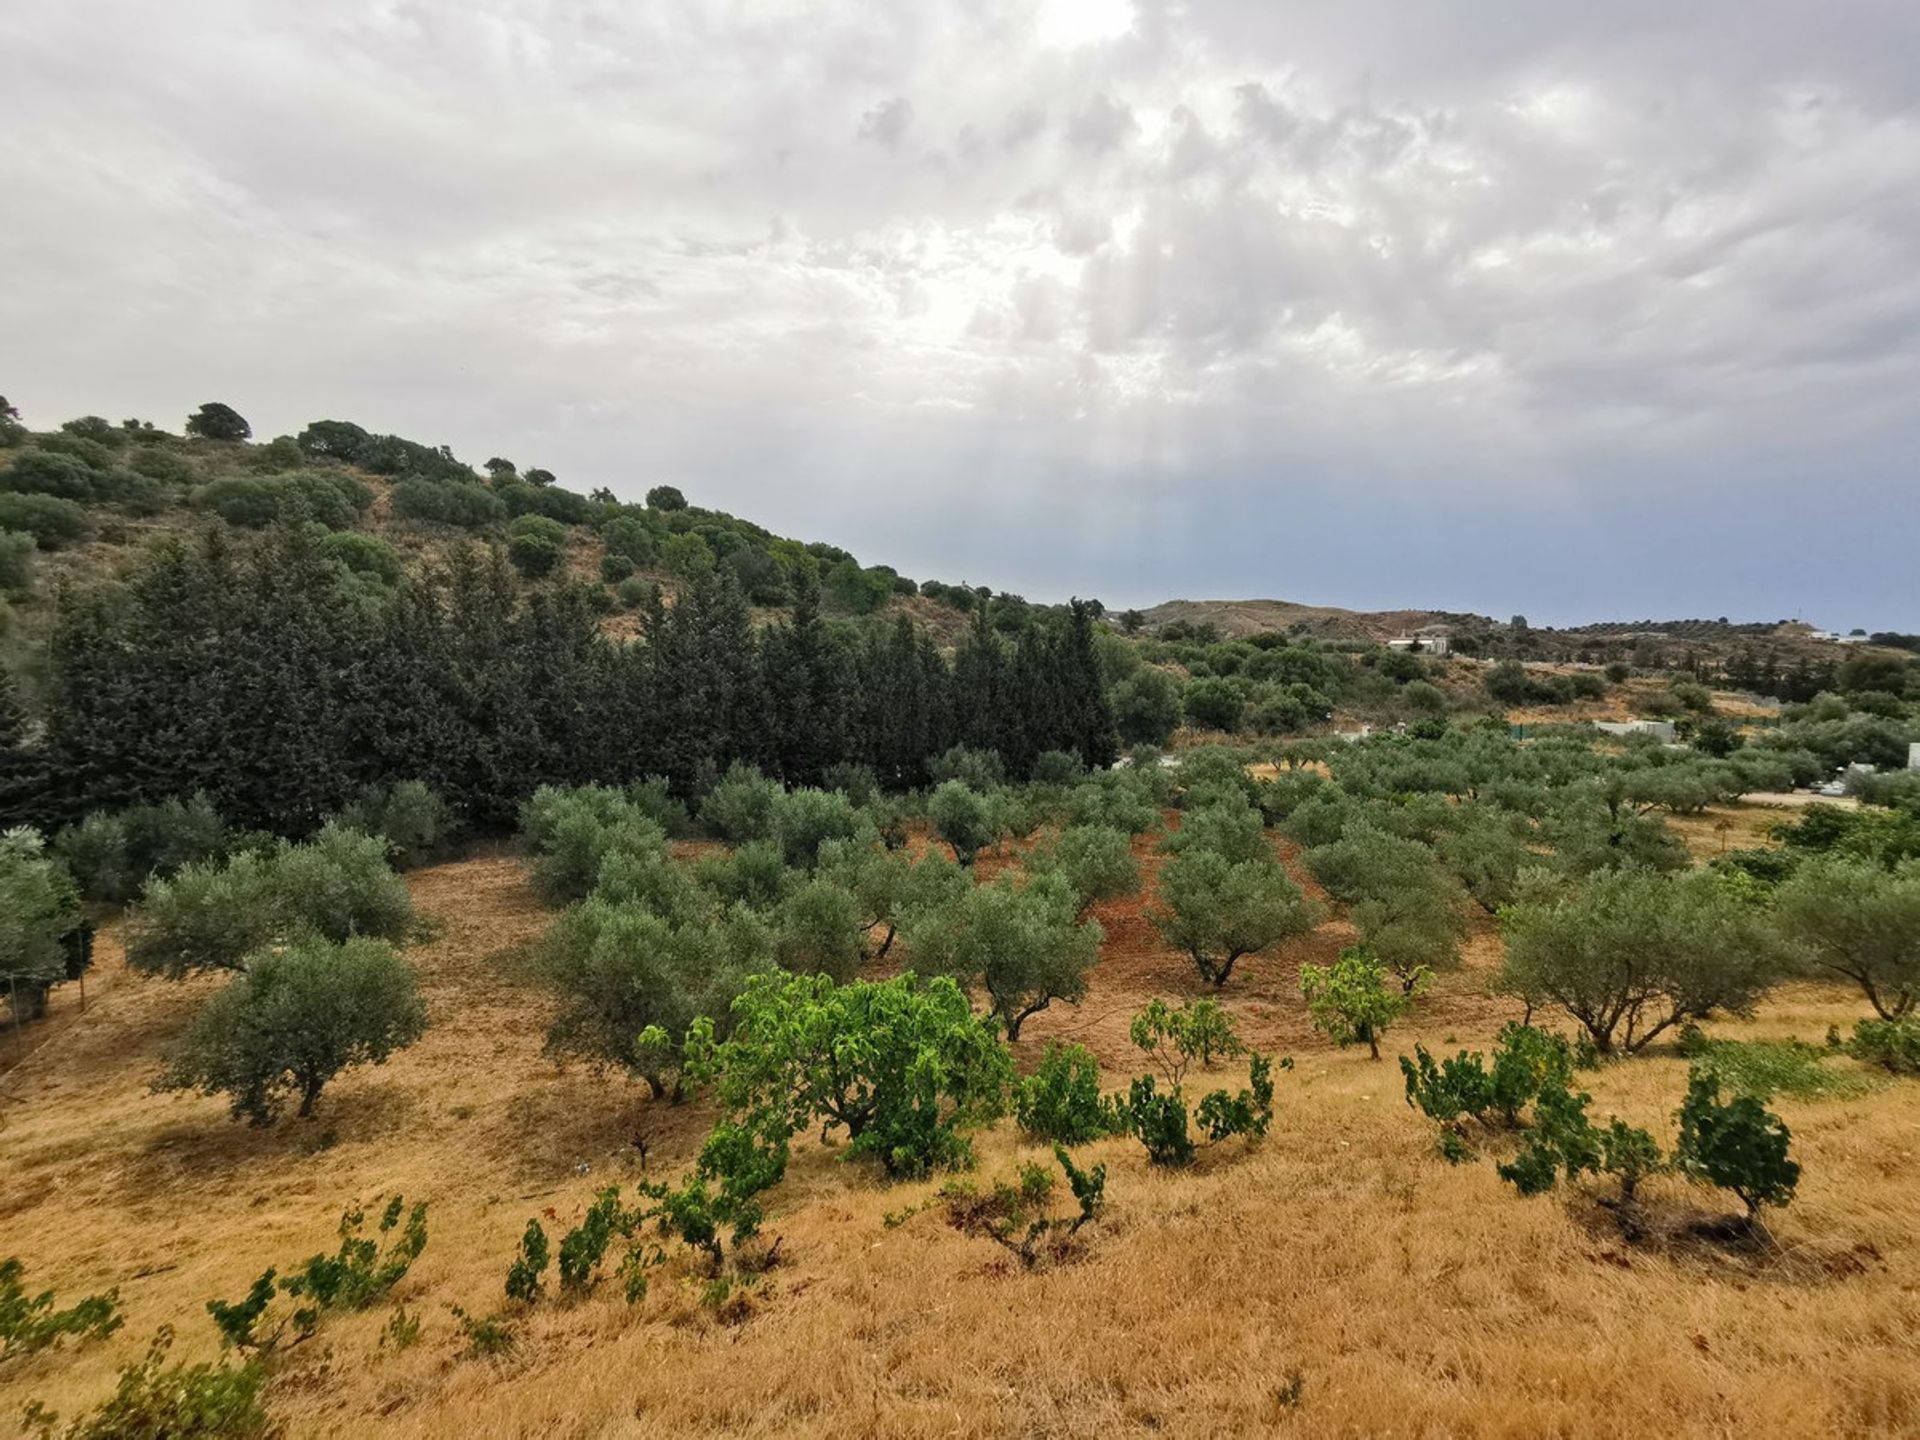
left=4, top=839, right=1919, bottom=1438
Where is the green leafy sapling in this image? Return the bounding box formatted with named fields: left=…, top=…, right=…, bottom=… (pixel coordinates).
left=1128, top=997, right=1244, bottom=1085
left=1123, top=1075, right=1195, bottom=1167
left=1673, top=1071, right=1800, bottom=1226
left=1194, top=1052, right=1285, bottom=1143
left=941, top=1144, right=1108, bottom=1268
left=0, top=1258, right=122, bottom=1362
left=504, top=1220, right=550, bottom=1303
left=1301, top=946, right=1424, bottom=1059
left=1012, top=1042, right=1125, bottom=1145
left=209, top=1195, right=427, bottom=1352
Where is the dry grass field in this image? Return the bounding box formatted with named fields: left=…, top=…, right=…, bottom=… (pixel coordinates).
left=3, top=821, right=1918, bottom=1438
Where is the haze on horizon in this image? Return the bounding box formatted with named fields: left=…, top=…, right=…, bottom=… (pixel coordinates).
left=3, top=0, right=1917, bottom=629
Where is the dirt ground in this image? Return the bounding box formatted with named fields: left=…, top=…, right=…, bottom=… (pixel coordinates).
left=3, top=834, right=1917, bottom=1438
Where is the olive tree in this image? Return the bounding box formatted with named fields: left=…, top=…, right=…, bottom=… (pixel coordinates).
left=1773, top=858, right=1920, bottom=1019
left=1150, top=848, right=1320, bottom=986
left=904, top=872, right=1102, bottom=1039
left=0, top=828, right=85, bottom=1022
left=126, top=824, right=415, bottom=978
left=1498, top=868, right=1782, bottom=1055
left=542, top=898, right=771, bottom=1099
left=158, top=937, right=426, bottom=1123
left=928, top=780, right=998, bottom=866
left=1025, top=824, right=1139, bottom=917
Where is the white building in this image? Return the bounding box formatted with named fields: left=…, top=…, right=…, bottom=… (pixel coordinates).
left=1593, top=719, right=1678, bottom=743
left=1386, top=634, right=1450, bottom=657
left=1909, top=742, right=1920, bottom=771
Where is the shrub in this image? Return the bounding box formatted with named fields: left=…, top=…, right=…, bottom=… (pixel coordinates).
left=1151, top=848, right=1320, bottom=986
left=1184, top=677, right=1245, bottom=732
left=600, top=515, right=658, bottom=565
left=1849, top=1017, right=1920, bottom=1074
left=928, top=745, right=1005, bottom=791
left=941, top=1145, right=1106, bottom=1268
left=646, top=485, right=687, bottom=511
left=1301, top=946, right=1422, bottom=1059
left=522, top=788, right=670, bottom=906
left=1065, top=774, right=1161, bottom=835
left=1013, top=1043, right=1124, bottom=1144
left=265, top=824, right=417, bottom=945
left=124, top=849, right=282, bottom=977
left=186, top=402, right=251, bottom=441
left=21, top=1327, right=270, bottom=1440
left=0, top=529, right=34, bottom=593
left=322, top=531, right=403, bottom=585
left=508, top=532, right=563, bottom=577
left=688, top=972, right=1013, bottom=1178
left=0, top=1258, right=121, bottom=1361
left=159, top=937, right=426, bottom=1124
left=772, top=878, right=866, bottom=982
left=504, top=1220, right=550, bottom=1303
left=928, top=781, right=997, bottom=865
left=0, top=493, right=91, bottom=548
left=391, top=477, right=505, bottom=528
left=2, top=450, right=95, bottom=500
left=694, top=839, right=791, bottom=911
left=211, top=1196, right=429, bottom=1351
left=1673, top=1071, right=1800, bottom=1222
left=903, top=873, right=1102, bottom=1040
left=1498, top=867, right=1782, bottom=1054
left=1194, top=1053, right=1279, bottom=1143
left=1122, top=1075, right=1194, bottom=1167
left=1128, top=997, right=1243, bottom=1085
left=1400, top=1024, right=1575, bottom=1136
left=1163, top=798, right=1269, bottom=866
left=599, top=553, right=634, bottom=583
left=128, top=445, right=195, bottom=483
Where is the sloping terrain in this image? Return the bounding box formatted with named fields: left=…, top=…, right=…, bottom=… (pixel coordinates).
left=3, top=817, right=1916, bottom=1438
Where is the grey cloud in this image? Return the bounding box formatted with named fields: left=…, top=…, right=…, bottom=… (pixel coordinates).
left=2, top=0, right=1918, bottom=625
left=1065, top=93, right=1137, bottom=151
left=858, top=96, right=916, bottom=150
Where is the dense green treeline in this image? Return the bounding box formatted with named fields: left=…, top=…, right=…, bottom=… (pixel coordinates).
left=27, top=526, right=1115, bottom=834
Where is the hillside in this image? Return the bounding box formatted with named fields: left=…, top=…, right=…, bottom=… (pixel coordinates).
left=3, top=808, right=1915, bottom=1436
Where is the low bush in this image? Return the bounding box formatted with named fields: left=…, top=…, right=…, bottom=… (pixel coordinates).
left=1849, top=1017, right=1920, bottom=1074
left=21, top=1327, right=270, bottom=1440
left=941, top=1145, right=1106, bottom=1268
left=56, top=794, right=232, bottom=905
left=0, top=492, right=91, bottom=549
left=1673, top=1071, right=1800, bottom=1224
left=1128, top=997, right=1243, bottom=1085
left=1013, top=1043, right=1125, bottom=1144
left=0, top=1258, right=122, bottom=1361
left=688, top=972, right=1013, bottom=1178
left=333, top=781, right=459, bottom=869
left=209, top=1196, right=427, bottom=1352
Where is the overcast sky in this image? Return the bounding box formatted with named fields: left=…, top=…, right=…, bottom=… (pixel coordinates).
left=4, top=1, right=1918, bottom=627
